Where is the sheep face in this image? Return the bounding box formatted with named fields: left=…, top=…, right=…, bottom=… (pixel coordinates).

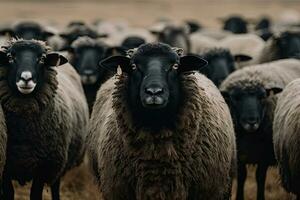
left=276, top=32, right=300, bottom=59
left=151, top=26, right=190, bottom=52
left=202, top=49, right=252, bottom=87
left=0, top=40, right=67, bottom=95
left=70, top=45, right=108, bottom=85
left=222, top=16, right=248, bottom=34
left=222, top=86, right=282, bottom=133
left=100, top=43, right=207, bottom=125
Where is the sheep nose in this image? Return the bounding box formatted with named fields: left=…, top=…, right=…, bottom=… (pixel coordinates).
left=246, top=117, right=259, bottom=125
left=145, top=87, right=164, bottom=95
left=83, top=70, right=94, bottom=76
left=20, top=71, right=33, bottom=81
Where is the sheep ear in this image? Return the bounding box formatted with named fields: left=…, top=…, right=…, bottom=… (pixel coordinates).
left=0, top=50, right=8, bottom=66
left=234, top=54, right=253, bottom=62
left=45, top=53, right=68, bottom=67
left=266, top=87, right=283, bottom=96
left=179, top=55, right=208, bottom=73
left=99, top=55, right=131, bottom=74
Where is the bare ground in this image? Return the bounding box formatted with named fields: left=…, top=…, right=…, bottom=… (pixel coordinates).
left=1, top=0, right=300, bottom=199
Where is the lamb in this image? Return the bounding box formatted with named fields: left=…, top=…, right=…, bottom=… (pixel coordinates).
left=257, top=30, right=300, bottom=64
left=219, top=33, right=265, bottom=68
left=88, top=43, right=236, bottom=199
left=220, top=58, right=300, bottom=200
left=0, top=39, right=89, bottom=200
left=200, top=48, right=252, bottom=87
left=273, top=78, right=300, bottom=198
left=67, top=36, right=117, bottom=111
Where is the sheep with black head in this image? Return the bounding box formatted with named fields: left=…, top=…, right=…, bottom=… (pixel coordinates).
left=88, top=43, right=236, bottom=199
left=0, top=39, right=89, bottom=200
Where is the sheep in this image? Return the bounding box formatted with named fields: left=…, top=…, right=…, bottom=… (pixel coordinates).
left=219, top=33, right=265, bottom=68
left=88, top=43, right=236, bottom=199
left=220, top=58, right=300, bottom=200
left=67, top=36, right=118, bottom=111
left=0, top=39, right=89, bottom=200
left=200, top=48, right=252, bottom=87
left=257, top=30, right=300, bottom=64
left=273, top=78, right=300, bottom=198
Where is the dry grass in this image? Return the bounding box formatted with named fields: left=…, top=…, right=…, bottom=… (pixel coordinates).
left=2, top=0, right=300, bottom=199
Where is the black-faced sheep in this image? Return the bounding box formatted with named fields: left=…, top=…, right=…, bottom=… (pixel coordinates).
left=88, top=43, right=236, bottom=199
left=0, top=39, right=89, bottom=200
left=200, top=48, right=252, bottom=87
left=67, top=36, right=117, bottom=111
left=258, top=30, right=300, bottom=63
left=220, top=58, right=300, bottom=200
left=273, top=78, right=300, bottom=198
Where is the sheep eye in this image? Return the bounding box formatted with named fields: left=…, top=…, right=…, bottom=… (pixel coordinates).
left=7, top=54, right=14, bottom=63
left=132, top=64, right=137, bottom=70
left=172, top=63, right=179, bottom=70
left=39, top=55, right=46, bottom=64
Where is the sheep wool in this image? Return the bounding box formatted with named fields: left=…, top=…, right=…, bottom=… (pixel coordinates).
left=273, top=78, right=300, bottom=196
left=88, top=72, right=236, bottom=199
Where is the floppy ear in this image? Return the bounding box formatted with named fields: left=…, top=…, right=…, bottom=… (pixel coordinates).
left=99, top=55, right=131, bottom=74
left=234, top=54, right=253, bottom=62
left=266, top=87, right=283, bottom=96
left=178, top=55, right=208, bottom=73
left=45, top=53, right=68, bottom=67
left=0, top=50, right=8, bottom=66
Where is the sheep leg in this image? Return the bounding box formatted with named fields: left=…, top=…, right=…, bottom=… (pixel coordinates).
left=255, top=164, right=268, bottom=200
left=51, top=179, right=61, bottom=200
left=2, top=174, right=14, bottom=200
left=236, top=163, right=247, bottom=200
left=30, top=178, right=44, bottom=200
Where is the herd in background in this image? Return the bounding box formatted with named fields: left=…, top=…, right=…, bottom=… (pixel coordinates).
left=0, top=11, right=299, bottom=200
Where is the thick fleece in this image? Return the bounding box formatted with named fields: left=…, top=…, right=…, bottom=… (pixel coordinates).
left=88, top=72, right=236, bottom=199
left=0, top=41, right=89, bottom=185
left=273, top=78, right=300, bottom=196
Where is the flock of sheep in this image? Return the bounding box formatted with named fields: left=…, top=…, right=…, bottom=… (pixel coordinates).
left=0, top=12, right=299, bottom=200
